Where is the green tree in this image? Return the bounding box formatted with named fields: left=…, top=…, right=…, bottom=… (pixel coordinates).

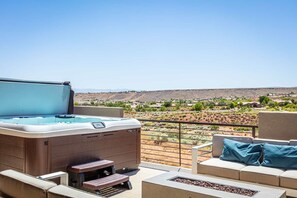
left=204, top=102, right=215, bottom=109
left=193, top=102, right=204, bottom=111
left=175, top=103, right=181, bottom=110
left=135, top=105, right=144, bottom=112
left=163, top=101, right=172, bottom=107
left=268, top=101, right=278, bottom=108
left=259, top=96, right=271, bottom=105
left=228, top=102, right=237, bottom=109
left=160, top=106, right=167, bottom=111
left=218, top=99, right=227, bottom=106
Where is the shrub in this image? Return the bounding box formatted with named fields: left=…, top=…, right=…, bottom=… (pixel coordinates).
left=283, top=104, right=297, bottom=111
left=259, top=96, right=271, bottom=105
left=160, top=106, right=167, bottom=111
left=228, top=102, right=237, bottom=109
left=210, top=125, right=219, bottom=131
left=218, top=100, right=227, bottom=106
left=193, top=102, right=204, bottom=111
left=163, top=101, right=172, bottom=107
left=204, top=102, right=215, bottom=109
left=135, top=105, right=145, bottom=112
left=268, top=101, right=278, bottom=108
left=175, top=103, right=181, bottom=110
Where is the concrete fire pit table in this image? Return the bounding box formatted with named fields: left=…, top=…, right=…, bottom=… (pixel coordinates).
left=142, top=172, right=286, bottom=198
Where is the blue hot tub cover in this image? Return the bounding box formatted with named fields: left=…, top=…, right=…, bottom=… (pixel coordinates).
left=0, top=78, right=73, bottom=117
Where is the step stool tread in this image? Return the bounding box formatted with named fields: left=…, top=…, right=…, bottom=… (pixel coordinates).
left=68, top=160, right=114, bottom=173
left=83, top=174, right=129, bottom=190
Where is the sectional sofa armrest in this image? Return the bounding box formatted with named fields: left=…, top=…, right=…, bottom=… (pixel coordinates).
left=38, top=171, right=69, bottom=186
left=192, top=142, right=213, bottom=174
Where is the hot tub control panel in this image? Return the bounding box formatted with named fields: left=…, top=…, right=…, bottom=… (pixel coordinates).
left=92, top=122, right=105, bottom=129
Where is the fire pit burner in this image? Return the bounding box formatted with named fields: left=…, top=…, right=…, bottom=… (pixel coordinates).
left=170, top=177, right=258, bottom=197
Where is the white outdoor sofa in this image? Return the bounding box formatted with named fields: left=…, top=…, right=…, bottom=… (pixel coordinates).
left=192, top=134, right=297, bottom=197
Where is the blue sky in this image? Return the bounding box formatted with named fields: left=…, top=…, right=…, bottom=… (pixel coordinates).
left=0, top=0, right=296, bottom=90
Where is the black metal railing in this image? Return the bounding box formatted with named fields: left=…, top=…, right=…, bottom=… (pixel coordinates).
left=138, top=119, right=258, bottom=168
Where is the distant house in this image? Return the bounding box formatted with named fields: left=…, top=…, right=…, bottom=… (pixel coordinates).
left=242, top=102, right=261, bottom=108
left=274, top=99, right=292, bottom=106
left=149, top=103, right=162, bottom=108
left=131, top=104, right=138, bottom=108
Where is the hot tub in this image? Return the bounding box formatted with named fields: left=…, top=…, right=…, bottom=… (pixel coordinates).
left=0, top=79, right=141, bottom=176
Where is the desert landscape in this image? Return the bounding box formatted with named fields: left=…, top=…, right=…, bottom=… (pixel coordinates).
left=75, top=87, right=297, bottom=102
left=74, top=87, right=297, bottom=168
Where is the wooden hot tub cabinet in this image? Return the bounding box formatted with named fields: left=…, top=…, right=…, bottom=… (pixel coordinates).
left=0, top=128, right=141, bottom=176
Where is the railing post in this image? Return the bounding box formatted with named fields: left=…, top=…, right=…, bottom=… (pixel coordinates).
left=252, top=127, right=256, bottom=138
left=179, top=123, right=181, bottom=167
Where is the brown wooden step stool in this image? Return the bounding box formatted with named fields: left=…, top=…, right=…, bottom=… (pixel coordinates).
left=68, top=160, right=115, bottom=174
left=68, top=160, right=115, bottom=188
left=83, top=173, right=132, bottom=193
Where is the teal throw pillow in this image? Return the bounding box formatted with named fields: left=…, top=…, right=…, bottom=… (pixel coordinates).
left=220, top=138, right=262, bottom=165
left=262, top=143, right=297, bottom=169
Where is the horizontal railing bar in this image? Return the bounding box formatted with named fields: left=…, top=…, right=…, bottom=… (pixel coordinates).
left=141, top=148, right=179, bottom=154
left=141, top=141, right=211, bottom=147
left=141, top=158, right=179, bottom=164
left=141, top=134, right=179, bottom=137
left=180, top=157, right=192, bottom=160
left=142, top=133, right=214, bottom=137
left=142, top=129, right=253, bottom=133
left=141, top=141, right=211, bottom=148
left=198, top=153, right=212, bottom=157
left=142, top=131, right=251, bottom=137
left=141, top=158, right=192, bottom=166
left=142, top=131, right=180, bottom=134
left=141, top=141, right=179, bottom=145
left=141, top=147, right=196, bottom=152
left=144, top=127, right=253, bottom=132
left=139, top=119, right=258, bottom=128
left=143, top=126, right=180, bottom=130
left=141, top=134, right=213, bottom=140
left=144, top=153, right=179, bottom=161
left=140, top=143, right=179, bottom=148
left=181, top=163, right=192, bottom=166
left=143, top=130, right=178, bottom=133
left=143, top=156, right=241, bottom=166
left=141, top=152, right=179, bottom=159
left=142, top=139, right=212, bottom=143
left=142, top=147, right=198, bottom=152
left=141, top=132, right=215, bottom=137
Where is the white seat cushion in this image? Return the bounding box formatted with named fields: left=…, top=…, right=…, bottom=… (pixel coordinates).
left=198, top=158, right=246, bottom=179
left=240, top=166, right=284, bottom=186
left=280, top=170, right=297, bottom=189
